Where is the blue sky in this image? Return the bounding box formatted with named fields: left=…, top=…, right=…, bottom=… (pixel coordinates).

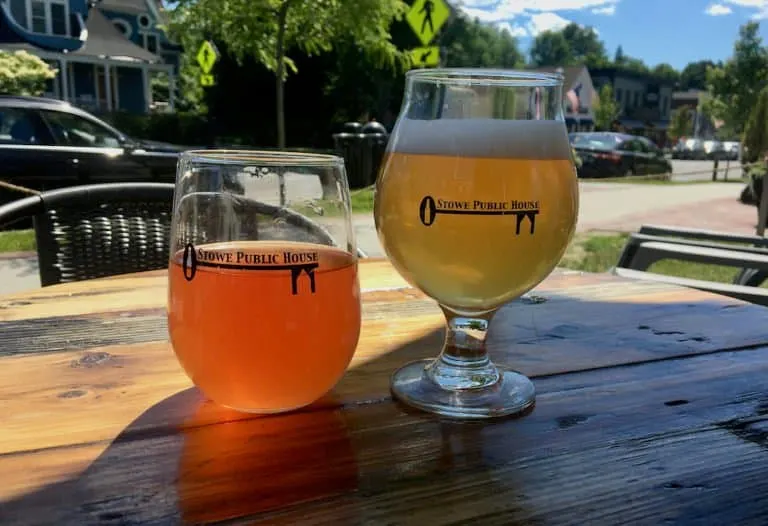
left=457, top=0, right=768, bottom=69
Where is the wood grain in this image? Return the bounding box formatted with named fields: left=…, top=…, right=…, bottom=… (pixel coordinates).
left=2, top=347, right=768, bottom=525
left=2, top=260, right=768, bottom=525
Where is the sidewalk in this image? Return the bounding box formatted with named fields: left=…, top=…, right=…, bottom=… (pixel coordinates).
left=0, top=182, right=759, bottom=296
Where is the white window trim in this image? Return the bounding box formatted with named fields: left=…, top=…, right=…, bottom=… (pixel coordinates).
left=26, top=0, right=70, bottom=37
left=112, top=18, right=132, bottom=39
left=140, top=31, right=159, bottom=53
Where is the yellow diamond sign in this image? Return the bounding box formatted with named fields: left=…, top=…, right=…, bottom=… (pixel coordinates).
left=406, top=0, right=451, bottom=46
left=196, top=40, right=219, bottom=74
left=410, top=46, right=440, bottom=68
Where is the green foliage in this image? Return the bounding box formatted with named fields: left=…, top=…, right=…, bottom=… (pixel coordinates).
left=530, top=30, right=571, bottom=66
left=168, top=0, right=408, bottom=147
left=742, top=85, right=768, bottom=164
left=594, top=84, right=620, bottom=131
left=705, top=21, right=768, bottom=137
left=169, top=0, right=408, bottom=77
left=680, top=60, right=717, bottom=91
left=101, top=111, right=213, bottom=146
left=529, top=23, right=606, bottom=67
left=0, top=51, right=56, bottom=96
left=668, top=105, right=693, bottom=141
left=651, top=63, right=679, bottom=84
left=442, top=16, right=524, bottom=68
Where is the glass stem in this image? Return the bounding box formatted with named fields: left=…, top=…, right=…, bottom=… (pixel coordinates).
left=425, top=309, right=501, bottom=391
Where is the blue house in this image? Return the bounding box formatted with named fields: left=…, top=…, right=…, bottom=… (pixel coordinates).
left=0, top=0, right=180, bottom=114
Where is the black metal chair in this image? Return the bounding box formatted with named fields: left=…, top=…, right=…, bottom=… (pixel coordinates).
left=0, top=183, right=176, bottom=286
left=0, top=183, right=366, bottom=287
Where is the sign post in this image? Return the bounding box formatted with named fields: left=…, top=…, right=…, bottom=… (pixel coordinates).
left=405, top=0, right=451, bottom=69
left=196, top=40, right=220, bottom=87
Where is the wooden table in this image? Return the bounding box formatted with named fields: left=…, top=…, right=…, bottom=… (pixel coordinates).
left=2, top=259, right=768, bottom=525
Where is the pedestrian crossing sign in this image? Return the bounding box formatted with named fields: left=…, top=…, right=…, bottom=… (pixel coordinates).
left=410, top=46, right=440, bottom=67
left=406, top=0, right=451, bottom=46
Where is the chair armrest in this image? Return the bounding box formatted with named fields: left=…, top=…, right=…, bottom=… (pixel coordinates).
left=638, top=224, right=768, bottom=248
left=612, top=267, right=768, bottom=307
left=616, top=232, right=768, bottom=269
left=621, top=241, right=768, bottom=272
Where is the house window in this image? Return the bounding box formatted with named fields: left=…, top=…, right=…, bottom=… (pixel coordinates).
left=9, top=0, right=27, bottom=28
left=144, top=33, right=158, bottom=53
left=30, top=0, right=46, bottom=33
left=634, top=91, right=640, bottom=108
left=112, top=19, right=132, bottom=39
left=19, top=0, right=69, bottom=36
left=615, top=88, right=623, bottom=103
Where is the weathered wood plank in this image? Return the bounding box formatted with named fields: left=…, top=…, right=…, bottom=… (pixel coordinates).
left=2, top=347, right=768, bottom=525
left=2, top=273, right=768, bottom=453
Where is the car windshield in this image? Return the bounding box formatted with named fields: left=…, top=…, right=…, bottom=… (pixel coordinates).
left=571, top=134, right=621, bottom=150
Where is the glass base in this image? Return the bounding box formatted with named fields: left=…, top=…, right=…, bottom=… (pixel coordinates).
left=390, top=359, right=536, bottom=420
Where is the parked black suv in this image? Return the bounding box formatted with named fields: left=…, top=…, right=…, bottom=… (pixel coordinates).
left=0, top=95, right=187, bottom=204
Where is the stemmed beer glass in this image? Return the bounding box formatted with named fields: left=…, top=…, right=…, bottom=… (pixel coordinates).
left=375, top=69, right=579, bottom=419
left=167, top=151, right=361, bottom=414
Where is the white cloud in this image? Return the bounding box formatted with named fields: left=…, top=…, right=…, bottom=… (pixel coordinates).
left=722, top=0, right=768, bottom=18
left=458, top=0, right=618, bottom=22
left=528, top=12, right=572, bottom=34
left=705, top=3, right=733, bottom=15
left=496, top=22, right=529, bottom=37
left=592, top=4, right=616, bottom=14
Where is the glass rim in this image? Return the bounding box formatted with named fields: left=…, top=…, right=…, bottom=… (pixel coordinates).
left=406, top=68, right=563, bottom=87
left=179, top=149, right=345, bottom=167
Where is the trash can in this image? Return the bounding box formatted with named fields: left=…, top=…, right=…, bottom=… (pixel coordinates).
left=333, top=121, right=389, bottom=189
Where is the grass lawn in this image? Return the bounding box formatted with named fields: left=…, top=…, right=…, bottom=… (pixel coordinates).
left=560, top=232, right=765, bottom=286
left=0, top=229, right=35, bottom=253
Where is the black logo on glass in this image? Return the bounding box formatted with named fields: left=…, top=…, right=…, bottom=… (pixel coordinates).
left=182, top=243, right=319, bottom=295
left=419, top=196, right=540, bottom=234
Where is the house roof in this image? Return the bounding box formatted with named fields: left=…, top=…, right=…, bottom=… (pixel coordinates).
left=71, top=9, right=160, bottom=63
left=0, top=8, right=161, bottom=63
left=98, top=0, right=151, bottom=15
left=532, top=65, right=587, bottom=91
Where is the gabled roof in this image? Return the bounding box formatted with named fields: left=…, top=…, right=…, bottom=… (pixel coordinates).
left=72, top=9, right=160, bottom=62
left=0, top=8, right=161, bottom=63
left=98, top=0, right=151, bottom=15
left=532, top=65, right=588, bottom=91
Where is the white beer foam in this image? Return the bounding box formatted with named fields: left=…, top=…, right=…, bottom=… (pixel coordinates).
left=387, top=118, right=572, bottom=160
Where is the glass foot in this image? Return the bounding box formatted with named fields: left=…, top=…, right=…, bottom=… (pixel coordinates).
left=390, top=359, right=535, bottom=420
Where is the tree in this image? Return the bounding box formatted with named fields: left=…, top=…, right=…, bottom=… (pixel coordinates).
left=0, top=51, right=56, bottom=96
left=705, top=21, right=768, bottom=137
left=443, top=16, right=524, bottom=68
left=651, top=63, right=679, bottom=85
left=530, top=31, right=572, bottom=66
left=594, top=84, right=620, bottom=131
left=679, top=60, right=716, bottom=91
left=668, top=105, right=693, bottom=141
left=742, top=85, right=768, bottom=164
left=614, top=45, right=625, bottom=65
left=561, top=23, right=607, bottom=66
left=169, top=0, right=408, bottom=149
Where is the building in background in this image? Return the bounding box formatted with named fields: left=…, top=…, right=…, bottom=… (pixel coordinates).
left=0, top=0, right=181, bottom=114
left=534, top=65, right=596, bottom=132
left=590, top=67, right=674, bottom=145
left=671, top=90, right=717, bottom=139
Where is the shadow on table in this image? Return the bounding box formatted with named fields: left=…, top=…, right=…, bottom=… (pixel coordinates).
left=3, top=290, right=767, bottom=525
left=1, top=328, right=524, bottom=525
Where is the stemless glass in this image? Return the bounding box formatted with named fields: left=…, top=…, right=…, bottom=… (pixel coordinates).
left=374, top=69, right=579, bottom=419
left=167, top=151, right=361, bottom=413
